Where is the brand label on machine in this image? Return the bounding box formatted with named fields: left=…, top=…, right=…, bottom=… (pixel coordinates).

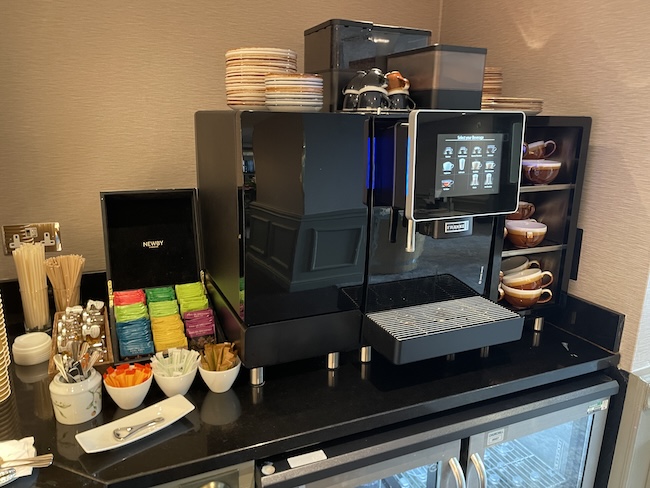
left=587, top=398, right=609, bottom=414
left=445, top=220, right=470, bottom=233
left=486, top=428, right=506, bottom=446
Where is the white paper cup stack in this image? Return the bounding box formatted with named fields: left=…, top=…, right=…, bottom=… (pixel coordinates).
left=264, top=73, right=323, bottom=112
left=0, top=292, right=12, bottom=403
left=226, top=47, right=297, bottom=111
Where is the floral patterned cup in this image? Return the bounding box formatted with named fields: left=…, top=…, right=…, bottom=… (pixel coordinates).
left=49, top=368, right=102, bottom=425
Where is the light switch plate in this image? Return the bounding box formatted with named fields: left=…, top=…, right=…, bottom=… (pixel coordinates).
left=2, top=222, right=62, bottom=255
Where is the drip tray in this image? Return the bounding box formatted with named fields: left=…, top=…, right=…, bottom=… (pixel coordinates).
left=364, top=296, right=524, bottom=364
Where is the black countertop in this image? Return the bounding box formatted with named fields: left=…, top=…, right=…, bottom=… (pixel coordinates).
left=4, top=319, right=619, bottom=488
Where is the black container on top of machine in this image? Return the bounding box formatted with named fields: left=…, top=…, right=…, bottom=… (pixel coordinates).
left=304, top=19, right=431, bottom=112
left=194, top=110, right=525, bottom=370
left=386, top=44, right=487, bottom=110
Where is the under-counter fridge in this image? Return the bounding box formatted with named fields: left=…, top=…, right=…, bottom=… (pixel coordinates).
left=255, top=374, right=617, bottom=488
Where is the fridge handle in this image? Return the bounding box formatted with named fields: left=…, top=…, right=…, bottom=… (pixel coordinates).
left=448, top=457, right=467, bottom=488
left=469, top=453, right=487, bottom=488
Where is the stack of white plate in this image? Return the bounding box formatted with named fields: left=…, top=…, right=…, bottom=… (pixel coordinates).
left=481, top=96, right=543, bottom=116
left=482, top=67, right=503, bottom=97
left=0, top=292, right=11, bottom=403
left=264, top=73, right=323, bottom=112
left=226, top=47, right=297, bottom=111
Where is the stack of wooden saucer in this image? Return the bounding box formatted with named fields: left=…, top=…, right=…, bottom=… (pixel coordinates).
left=481, top=66, right=543, bottom=115
left=481, top=96, right=543, bottom=115
left=226, top=47, right=297, bottom=111
left=482, top=67, right=503, bottom=97
left=264, top=73, right=323, bottom=112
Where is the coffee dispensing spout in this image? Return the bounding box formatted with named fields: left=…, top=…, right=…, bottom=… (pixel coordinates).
left=405, top=216, right=475, bottom=253
left=406, top=219, right=416, bottom=253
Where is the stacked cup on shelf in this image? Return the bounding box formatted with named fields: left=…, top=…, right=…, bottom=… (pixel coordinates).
left=264, top=73, right=323, bottom=112
left=226, top=47, right=297, bottom=111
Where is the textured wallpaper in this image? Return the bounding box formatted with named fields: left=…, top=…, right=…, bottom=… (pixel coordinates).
left=4, top=1, right=648, bottom=370
left=0, top=1, right=439, bottom=278
left=439, top=0, right=650, bottom=371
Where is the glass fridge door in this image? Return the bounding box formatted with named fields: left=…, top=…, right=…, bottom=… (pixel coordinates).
left=466, top=395, right=610, bottom=488
left=257, top=440, right=464, bottom=488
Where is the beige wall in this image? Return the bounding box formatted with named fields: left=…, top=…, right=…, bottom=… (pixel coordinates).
left=439, top=0, right=650, bottom=371
left=4, top=1, right=648, bottom=371
left=0, top=1, right=439, bottom=275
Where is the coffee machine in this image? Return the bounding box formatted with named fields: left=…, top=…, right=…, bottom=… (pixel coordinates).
left=195, top=109, right=525, bottom=382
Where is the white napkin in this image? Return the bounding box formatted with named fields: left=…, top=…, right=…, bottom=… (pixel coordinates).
left=0, top=436, right=37, bottom=478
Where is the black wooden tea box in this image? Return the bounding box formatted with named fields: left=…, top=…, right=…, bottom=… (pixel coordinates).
left=100, top=189, right=214, bottom=362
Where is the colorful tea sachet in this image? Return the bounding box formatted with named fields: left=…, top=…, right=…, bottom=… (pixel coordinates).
left=176, top=282, right=209, bottom=316
left=113, top=289, right=146, bottom=307
left=180, top=296, right=209, bottom=316
left=145, top=286, right=175, bottom=303
left=184, top=308, right=216, bottom=351
left=151, top=315, right=188, bottom=351
left=115, top=317, right=155, bottom=358
left=114, top=302, right=149, bottom=323
left=175, top=282, right=204, bottom=299
left=148, top=299, right=179, bottom=319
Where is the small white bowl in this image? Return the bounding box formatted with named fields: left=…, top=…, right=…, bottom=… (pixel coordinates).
left=198, top=360, right=241, bottom=394
left=12, top=332, right=51, bottom=366
left=104, top=373, right=153, bottom=410
left=153, top=367, right=198, bottom=398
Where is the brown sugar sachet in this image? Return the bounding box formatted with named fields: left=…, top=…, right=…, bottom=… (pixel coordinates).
left=200, top=342, right=238, bottom=371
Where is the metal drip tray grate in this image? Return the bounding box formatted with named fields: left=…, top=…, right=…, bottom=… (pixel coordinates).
left=367, top=296, right=518, bottom=340
left=364, top=296, right=523, bottom=364
left=485, top=440, right=567, bottom=487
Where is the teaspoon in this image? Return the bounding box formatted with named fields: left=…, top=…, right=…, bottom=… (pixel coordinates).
left=113, top=417, right=165, bottom=441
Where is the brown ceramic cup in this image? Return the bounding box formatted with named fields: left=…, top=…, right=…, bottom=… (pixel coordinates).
left=505, top=219, right=547, bottom=248
left=502, top=268, right=553, bottom=290
left=523, top=140, right=557, bottom=159
left=501, top=256, right=541, bottom=276
left=386, top=71, right=410, bottom=92
left=522, top=160, right=562, bottom=185
left=507, top=201, right=535, bottom=220
left=499, top=284, right=552, bottom=309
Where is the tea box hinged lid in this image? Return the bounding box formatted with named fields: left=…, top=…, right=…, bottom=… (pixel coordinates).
left=100, top=189, right=204, bottom=304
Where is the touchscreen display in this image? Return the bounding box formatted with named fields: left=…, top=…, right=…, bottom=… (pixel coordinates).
left=406, top=110, right=525, bottom=222
left=436, top=133, right=503, bottom=198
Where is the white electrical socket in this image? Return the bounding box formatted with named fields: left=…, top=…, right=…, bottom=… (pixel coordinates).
left=2, top=222, right=62, bottom=255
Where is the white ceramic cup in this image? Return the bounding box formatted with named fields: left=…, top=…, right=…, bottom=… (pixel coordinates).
left=49, top=368, right=102, bottom=425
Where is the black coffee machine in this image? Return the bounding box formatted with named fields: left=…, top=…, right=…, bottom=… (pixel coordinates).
left=195, top=110, right=525, bottom=383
